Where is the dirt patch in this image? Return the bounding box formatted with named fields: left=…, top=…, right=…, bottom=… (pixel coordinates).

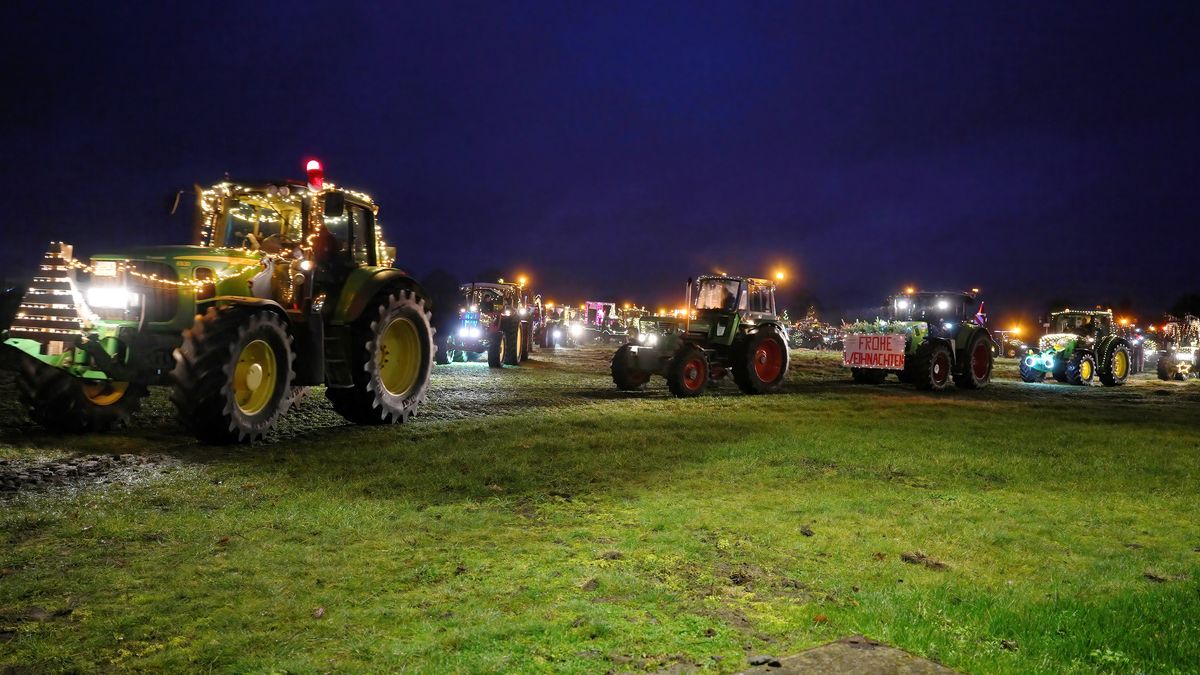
left=0, top=454, right=182, bottom=497
left=900, top=551, right=948, bottom=571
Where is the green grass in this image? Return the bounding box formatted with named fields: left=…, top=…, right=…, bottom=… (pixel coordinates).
left=1, top=349, right=1198, bottom=673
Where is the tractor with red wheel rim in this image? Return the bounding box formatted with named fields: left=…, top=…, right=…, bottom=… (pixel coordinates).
left=843, top=290, right=995, bottom=391
left=610, top=275, right=789, bottom=397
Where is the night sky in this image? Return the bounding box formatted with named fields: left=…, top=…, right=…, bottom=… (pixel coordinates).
left=3, top=2, right=1197, bottom=323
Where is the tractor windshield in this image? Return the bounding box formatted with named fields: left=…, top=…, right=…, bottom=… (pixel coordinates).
left=220, top=193, right=305, bottom=248
left=694, top=279, right=740, bottom=311
left=1051, top=313, right=1099, bottom=336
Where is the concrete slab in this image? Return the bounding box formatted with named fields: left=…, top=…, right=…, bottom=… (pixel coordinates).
left=738, top=635, right=958, bottom=674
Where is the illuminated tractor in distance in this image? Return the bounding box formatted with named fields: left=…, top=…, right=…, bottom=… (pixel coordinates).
left=2, top=160, right=436, bottom=443
left=1156, top=314, right=1199, bottom=381
left=1019, top=309, right=1131, bottom=386
left=579, top=301, right=629, bottom=344
left=843, top=290, right=995, bottom=391
left=539, top=304, right=579, bottom=348
left=440, top=282, right=532, bottom=367
left=610, top=275, right=789, bottom=397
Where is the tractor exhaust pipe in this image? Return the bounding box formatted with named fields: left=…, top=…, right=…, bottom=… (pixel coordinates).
left=684, top=277, right=693, bottom=333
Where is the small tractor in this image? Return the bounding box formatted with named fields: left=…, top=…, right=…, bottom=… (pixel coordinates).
left=843, top=290, right=995, bottom=391
left=438, top=281, right=532, bottom=367
left=2, top=160, right=435, bottom=443
left=1155, top=314, right=1199, bottom=381
left=1019, top=309, right=1131, bottom=386
left=610, top=275, right=789, bottom=397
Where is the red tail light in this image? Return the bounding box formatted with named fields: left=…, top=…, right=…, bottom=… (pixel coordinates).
left=306, top=159, right=324, bottom=191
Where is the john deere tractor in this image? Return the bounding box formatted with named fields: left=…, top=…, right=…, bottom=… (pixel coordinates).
left=610, top=276, right=789, bottom=397
left=843, top=290, right=995, bottom=391
left=438, top=281, right=531, bottom=367
left=1155, top=314, right=1199, bottom=381
left=1019, top=309, right=1131, bottom=386
left=2, top=160, right=435, bottom=443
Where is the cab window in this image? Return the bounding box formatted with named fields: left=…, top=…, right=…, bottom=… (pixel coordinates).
left=747, top=284, right=773, bottom=313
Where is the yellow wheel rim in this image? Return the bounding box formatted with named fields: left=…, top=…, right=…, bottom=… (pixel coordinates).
left=1113, top=350, right=1128, bottom=378
left=81, top=381, right=128, bottom=406
left=234, top=339, right=278, bottom=415
left=378, top=317, right=421, bottom=396
left=1080, top=359, right=1093, bottom=381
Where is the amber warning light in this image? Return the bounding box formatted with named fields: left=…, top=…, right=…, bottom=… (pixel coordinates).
left=306, top=159, right=324, bottom=191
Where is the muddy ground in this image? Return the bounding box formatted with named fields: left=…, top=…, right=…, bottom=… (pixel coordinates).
left=0, top=345, right=1194, bottom=498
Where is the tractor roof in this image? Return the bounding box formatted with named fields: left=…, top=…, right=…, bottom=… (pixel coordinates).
left=1051, top=308, right=1113, bottom=317
left=460, top=282, right=521, bottom=292
left=697, top=275, right=775, bottom=287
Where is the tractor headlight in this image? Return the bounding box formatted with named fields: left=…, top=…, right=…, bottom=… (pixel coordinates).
left=1024, top=355, right=1037, bottom=367
left=569, top=323, right=583, bottom=337
left=86, top=286, right=137, bottom=309
left=469, top=327, right=481, bottom=338
left=637, top=333, right=647, bottom=343
left=1043, top=355, right=1056, bottom=369
left=646, top=333, right=658, bottom=346
left=552, top=329, right=562, bottom=340
left=1177, top=352, right=1192, bottom=362
left=458, top=327, right=469, bottom=337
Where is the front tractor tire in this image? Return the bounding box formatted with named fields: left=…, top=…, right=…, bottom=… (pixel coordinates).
left=1065, top=351, right=1096, bottom=386
left=503, top=323, right=523, bottom=366
left=171, top=307, right=295, bottom=444
left=611, top=344, right=650, bottom=391
left=953, top=334, right=993, bottom=389
left=488, top=331, right=506, bottom=368
left=326, top=290, right=435, bottom=425
left=17, top=361, right=147, bottom=433
left=733, top=329, right=789, bottom=394
left=1018, top=358, right=1046, bottom=383
left=667, top=345, right=709, bottom=398
left=1098, top=342, right=1131, bottom=387
left=912, top=343, right=953, bottom=391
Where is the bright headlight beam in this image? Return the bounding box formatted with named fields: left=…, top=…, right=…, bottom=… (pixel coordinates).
left=86, top=287, right=136, bottom=309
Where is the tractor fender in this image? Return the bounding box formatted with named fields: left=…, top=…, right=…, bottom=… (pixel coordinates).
left=200, top=296, right=290, bottom=321
left=922, top=335, right=957, bottom=362
left=1094, top=334, right=1129, bottom=372
left=332, top=268, right=428, bottom=326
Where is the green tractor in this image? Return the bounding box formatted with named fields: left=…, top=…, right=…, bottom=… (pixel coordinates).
left=843, top=290, right=995, bottom=391
left=2, top=160, right=435, bottom=443
left=610, top=275, right=789, bottom=397
left=1019, top=309, right=1131, bottom=386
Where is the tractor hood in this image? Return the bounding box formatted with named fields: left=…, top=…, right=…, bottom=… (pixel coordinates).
left=89, top=245, right=263, bottom=269
left=1038, top=333, right=1080, bottom=352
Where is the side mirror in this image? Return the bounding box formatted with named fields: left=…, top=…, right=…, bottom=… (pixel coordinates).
left=323, top=192, right=345, bottom=219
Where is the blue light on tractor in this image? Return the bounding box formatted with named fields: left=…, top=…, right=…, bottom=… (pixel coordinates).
left=1024, top=355, right=1036, bottom=368
left=1042, top=355, right=1055, bottom=369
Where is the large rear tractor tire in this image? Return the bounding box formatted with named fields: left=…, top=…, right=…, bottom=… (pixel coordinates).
left=434, top=333, right=452, bottom=366
left=732, top=329, right=789, bottom=394
left=17, top=360, right=147, bottom=433
left=520, top=321, right=532, bottom=362
left=487, top=332, right=505, bottom=368
left=911, top=343, right=953, bottom=391
left=851, top=368, right=888, bottom=384
left=1098, top=342, right=1130, bottom=387
left=953, top=334, right=994, bottom=389
left=325, top=290, right=434, bottom=425
left=611, top=344, right=650, bottom=391
left=503, top=323, right=522, bottom=366
left=1019, top=358, right=1045, bottom=383
left=1065, top=351, right=1096, bottom=386
left=667, top=345, right=709, bottom=398
left=172, top=307, right=295, bottom=444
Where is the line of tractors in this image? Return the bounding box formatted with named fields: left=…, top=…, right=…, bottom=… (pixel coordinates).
left=0, top=161, right=1191, bottom=445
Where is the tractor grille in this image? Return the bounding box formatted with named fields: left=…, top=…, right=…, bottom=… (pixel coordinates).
left=88, top=261, right=180, bottom=323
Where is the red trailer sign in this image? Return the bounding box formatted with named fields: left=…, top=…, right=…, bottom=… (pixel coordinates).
left=843, top=333, right=906, bottom=369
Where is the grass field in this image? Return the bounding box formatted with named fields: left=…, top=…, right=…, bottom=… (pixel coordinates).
left=1, top=347, right=1198, bottom=673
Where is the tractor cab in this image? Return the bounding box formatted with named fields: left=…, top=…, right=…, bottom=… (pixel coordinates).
left=1049, top=310, right=1113, bottom=338
left=886, top=291, right=979, bottom=323
left=686, top=276, right=777, bottom=346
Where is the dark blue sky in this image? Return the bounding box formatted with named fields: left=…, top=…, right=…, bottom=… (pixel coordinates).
left=3, top=1, right=1197, bottom=321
